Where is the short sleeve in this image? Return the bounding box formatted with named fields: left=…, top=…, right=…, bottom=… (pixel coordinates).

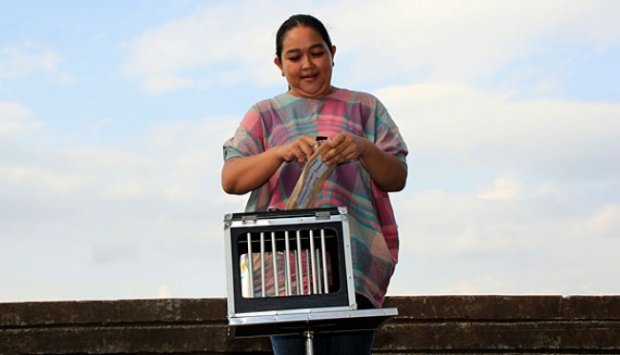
left=223, top=107, right=265, bottom=161
left=373, top=99, right=409, bottom=166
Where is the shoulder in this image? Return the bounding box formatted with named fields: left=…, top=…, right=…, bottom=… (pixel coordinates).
left=329, top=87, right=382, bottom=107
left=251, top=92, right=299, bottom=113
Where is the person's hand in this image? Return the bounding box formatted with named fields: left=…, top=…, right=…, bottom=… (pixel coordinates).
left=321, top=133, right=369, bottom=166
left=279, top=135, right=317, bottom=164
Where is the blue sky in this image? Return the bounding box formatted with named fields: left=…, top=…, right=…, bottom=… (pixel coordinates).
left=1, top=0, right=619, bottom=301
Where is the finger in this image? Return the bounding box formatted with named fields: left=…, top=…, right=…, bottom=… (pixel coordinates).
left=320, top=146, right=337, bottom=163
left=323, top=148, right=344, bottom=165
left=329, top=133, right=346, bottom=147
left=328, top=140, right=358, bottom=164
left=300, top=141, right=315, bottom=158
left=289, top=145, right=303, bottom=163
left=280, top=143, right=293, bottom=162
left=333, top=137, right=353, bottom=157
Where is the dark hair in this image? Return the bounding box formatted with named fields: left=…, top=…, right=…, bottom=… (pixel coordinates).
left=276, top=14, right=333, bottom=60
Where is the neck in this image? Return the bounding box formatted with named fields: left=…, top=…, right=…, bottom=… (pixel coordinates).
left=288, top=86, right=334, bottom=99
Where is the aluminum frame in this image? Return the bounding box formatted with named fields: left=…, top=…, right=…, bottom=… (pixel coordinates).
left=224, top=207, right=356, bottom=321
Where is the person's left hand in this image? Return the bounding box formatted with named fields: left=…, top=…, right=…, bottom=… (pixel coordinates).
left=321, top=133, right=369, bottom=166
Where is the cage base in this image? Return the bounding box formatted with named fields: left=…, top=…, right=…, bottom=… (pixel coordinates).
left=228, top=307, right=398, bottom=338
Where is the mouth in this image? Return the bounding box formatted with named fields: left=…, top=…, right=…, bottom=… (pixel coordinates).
left=301, top=72, right=319, bottom=81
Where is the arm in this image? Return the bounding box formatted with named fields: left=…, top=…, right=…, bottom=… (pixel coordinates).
left=221, top=147, right=285, bottom=195
left=221, top=135, right=317, bottom=195
left=321, top=133, right=407, bottom=192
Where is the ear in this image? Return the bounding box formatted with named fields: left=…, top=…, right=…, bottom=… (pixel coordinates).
left=274, top=56, right=283, bottom=72
left=330, top=45, right=337, bottom=61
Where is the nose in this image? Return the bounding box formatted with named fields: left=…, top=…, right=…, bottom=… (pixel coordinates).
left=301, top=54, right=314, bottom=69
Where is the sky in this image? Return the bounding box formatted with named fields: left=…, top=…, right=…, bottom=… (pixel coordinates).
left=1, top=0, right=619, bottom=302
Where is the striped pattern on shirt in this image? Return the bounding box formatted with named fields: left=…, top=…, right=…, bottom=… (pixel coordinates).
left=223, top=87, right=408, bottom=307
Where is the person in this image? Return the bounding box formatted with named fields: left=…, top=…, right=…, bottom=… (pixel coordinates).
left=221, top=14, right=408, bottom=355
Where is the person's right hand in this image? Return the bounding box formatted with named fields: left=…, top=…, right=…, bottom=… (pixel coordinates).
left=279, top=135, right=317, bottom=164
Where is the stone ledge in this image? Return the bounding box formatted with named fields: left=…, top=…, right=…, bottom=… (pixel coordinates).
left=1, top=296, right=619, bottom=354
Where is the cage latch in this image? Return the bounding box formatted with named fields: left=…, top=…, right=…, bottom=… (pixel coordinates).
left=241, top=215, right=258, bottom=224
left=314, top=211, right=331, bottom=220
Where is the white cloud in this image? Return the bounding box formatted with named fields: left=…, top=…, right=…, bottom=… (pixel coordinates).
left=3, top=0, right=619, bottom=301
left=584, top=204, right=620, bottom=238
left=91, top=240, right=138, bottom=264
left=479, top=174, right=523, bottom=201
left=377, top=83, right=620, bottom=180
left=0, top=112, right=245, bottom=301
left=123, top=0, right=620, bottom=92
left=123, top=1, right=295, bottom=93
left=0, top=113, right=233, bottom=215
left=0, top=165, right=92, bottom=194
left=0, top=115, right=241, bottom=204
left=329, top=0, right=620, bottom=85
left=0, top=101, right=41, bottom=136
left=158, top=284, right=172, bottom=298
left=378, top=80, right=620, bottom=295
left=389, top=184, right=620, bottom=295
left=0, top=43, right=72, bottom=83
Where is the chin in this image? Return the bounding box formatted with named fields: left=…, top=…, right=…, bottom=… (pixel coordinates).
left=304, top=87, right=329, bottom=97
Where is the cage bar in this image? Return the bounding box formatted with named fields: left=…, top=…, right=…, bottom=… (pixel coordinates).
left=271, top=231, right=278, bottom=296
left=321, top=229, right=329, bottom=293
left=284, top=230, right=291, bottom=296
left=260, top=232, right=265, bottom=297
left=309, top=230, right=317, bottom=294
left=246, top=232, right=254, bottom=298
left=296, top=230, right=303, bottom=295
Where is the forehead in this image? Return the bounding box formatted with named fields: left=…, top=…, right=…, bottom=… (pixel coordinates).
left=281, top=26, right=327, bottom=50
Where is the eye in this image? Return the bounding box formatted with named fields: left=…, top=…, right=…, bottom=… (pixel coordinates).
left=287, top=56, right=300, bottom=62
left=311, top=51, right=325, bottom=58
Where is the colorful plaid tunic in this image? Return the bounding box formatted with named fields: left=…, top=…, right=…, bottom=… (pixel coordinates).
left=223, top=87, right=408, bottom=307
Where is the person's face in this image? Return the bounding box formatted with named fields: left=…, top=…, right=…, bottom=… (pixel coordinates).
left=275, top=26, right=336, bottom=99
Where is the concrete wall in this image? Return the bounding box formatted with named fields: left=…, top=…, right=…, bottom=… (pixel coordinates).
left=1, top=296, right=620, bottom=354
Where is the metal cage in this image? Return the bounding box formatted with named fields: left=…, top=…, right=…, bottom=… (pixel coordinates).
left=223, top=207, right=397, bottom=339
